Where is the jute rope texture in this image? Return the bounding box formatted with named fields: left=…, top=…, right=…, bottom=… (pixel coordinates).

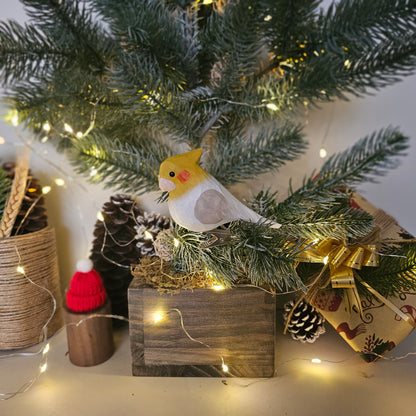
left=0, top=227, right=63, bottom=349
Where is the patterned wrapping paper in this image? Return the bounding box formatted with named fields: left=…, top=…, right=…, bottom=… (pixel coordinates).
left=310, top=194, right=416, bottom=362
left=312, top=288, right=416, bottom=361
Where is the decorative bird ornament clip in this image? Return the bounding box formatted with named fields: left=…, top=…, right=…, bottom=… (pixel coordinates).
left=158, top=149, right=281, bottom=237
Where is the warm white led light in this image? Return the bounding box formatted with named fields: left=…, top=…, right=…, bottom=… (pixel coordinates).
left=0, top=136, right=5, bottom=144
left=42, top=186, right=52, bottom=195
left=144, top=231, right=154, bottom=240
left=323, top=256, right=329, bottom=265
left=319, top=148, right=328, bottom=158
left=211, top=285, right=225, bottom=291
left=43, top=122, right=51, bottom=132
left=54, top=178, right=65, bottom=187
left=153, top=312, right=165, bottom=324
left=222, top=363, right=229, bottom=372
left=76, top=131, right=83, bottom=139
left=11, top=113, right=19, bottom=127
left=266, top=103, right=278, bottom=111
left=40, top=362, right=48, bottom=373
left=16, top=266, right=25, bottom=274
left=97, top=211, right=105, bottom=222
left=311, top=358, right=322, bottom=364
left=43, top=343, right=50, bottom=355
left=64, top=123, right=74, bottom=134
left=173, top=238, right=180, bottom=248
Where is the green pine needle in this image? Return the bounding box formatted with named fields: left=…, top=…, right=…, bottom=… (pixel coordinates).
left=69, top=132, right=172, bottom=194
left=359, top=241, right=416, bottom=298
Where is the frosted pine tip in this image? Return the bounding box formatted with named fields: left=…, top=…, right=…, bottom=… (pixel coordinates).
left=76, top=259, right=94, bottom=273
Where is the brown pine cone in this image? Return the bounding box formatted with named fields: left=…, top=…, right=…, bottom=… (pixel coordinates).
left=135, top=212, right=170, bottom=256
left=90, top=194, right=169, bottom=318
left=2, top=162, right=48, bottom=235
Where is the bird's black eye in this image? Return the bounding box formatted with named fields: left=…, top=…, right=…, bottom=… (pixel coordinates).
left=169, top=171, right=175, bottom=177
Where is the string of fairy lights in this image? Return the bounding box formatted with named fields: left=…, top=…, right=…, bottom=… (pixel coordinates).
left=0, top=101, right=415, bottom=401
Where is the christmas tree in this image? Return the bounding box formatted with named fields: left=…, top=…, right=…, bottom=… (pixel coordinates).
left=1, top=0, right=415, bottom=292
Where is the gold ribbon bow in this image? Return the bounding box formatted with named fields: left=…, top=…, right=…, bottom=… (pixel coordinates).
left=287, top=232, right=415, bottom=330
left=301, top=239, right=379, bottom=314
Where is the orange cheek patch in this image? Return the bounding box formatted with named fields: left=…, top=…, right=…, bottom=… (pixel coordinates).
left=178, top=169, right=191, bottom=183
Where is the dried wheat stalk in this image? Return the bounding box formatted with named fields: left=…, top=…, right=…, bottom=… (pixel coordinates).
left=0, top=149, right=30, bottom=238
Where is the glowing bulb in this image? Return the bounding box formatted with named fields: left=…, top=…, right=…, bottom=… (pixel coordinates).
left=11, top=113, right=19, bottom=127
left=54, top=178, right=65, bottom=187
left=90, top=168, right=98, bottom=177
left=264, top=15, right=272, bottom=21
left=97, top=211, right=104, bottom=222
left=153, top=312, right=165, bottom=324
left=16, top=266, right=25, bottom=274
left=202, top=0, right=213, bottom=4
left=222, top=362, right=229, bottom=373
left=311, top=358, right=322, bottom=364
left=42, top=186, right=52, bottom=195
left=43, top=122, right=51, bottom=132
left=173, top=238, right=180, bottom=248
left=211, top=285, right=225, bottom=291
left=40, top=362, right=48, bottom=373
left=323, top=256, right=329, bottom=265
left=64, top=123, right=74, bottom=134
left=319, top=148, right=327, bottom=158
left=266, top=103, right=278, bottom=111
left=43, top=343, right=50, bottom=355
left=313, top=238, right=319, bottom=244
left=144, top=231, right=154, bottom=240
left=0, top=136, right=5, bottom=144
left=76, top=131, right=83, bottom=139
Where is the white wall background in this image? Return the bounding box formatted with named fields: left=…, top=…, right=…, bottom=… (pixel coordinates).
left=1, top=1, right=415, bottom=290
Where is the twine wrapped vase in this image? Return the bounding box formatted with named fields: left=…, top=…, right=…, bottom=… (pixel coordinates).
left=0, top=226, right=63, bottom=350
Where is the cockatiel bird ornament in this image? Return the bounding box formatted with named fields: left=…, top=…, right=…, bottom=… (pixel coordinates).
left=158, top=149, right=281, bottom=234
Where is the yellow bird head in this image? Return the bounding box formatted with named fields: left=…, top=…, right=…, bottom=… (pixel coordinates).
left=159, top=148, right=208, bottom=199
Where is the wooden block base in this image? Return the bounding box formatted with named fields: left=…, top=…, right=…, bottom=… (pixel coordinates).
left=128, top=282, right=276, bottom=378
left=65, top=299, right=115, bottom=367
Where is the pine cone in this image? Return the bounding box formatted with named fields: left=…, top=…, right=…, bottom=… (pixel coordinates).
left=154, top=228, right=174, bottom=261
left=2, top=162, right=48, bottom=235
left=283, top=299, right=326, bottom=343
left=90, top=194, right=170, bottom=318
left=135, top=212, right=170, bottom=256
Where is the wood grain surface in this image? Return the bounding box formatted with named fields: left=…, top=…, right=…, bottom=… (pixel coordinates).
left=129, top=282, right=276, bottom=377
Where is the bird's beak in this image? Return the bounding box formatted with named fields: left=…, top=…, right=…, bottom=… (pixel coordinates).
left=159, top=177, right=176, bottom=192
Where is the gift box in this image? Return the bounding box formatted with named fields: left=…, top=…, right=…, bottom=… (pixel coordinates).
left=310, top=194, right=416, bottom=361
left=128, top=269, right=276, bottom=377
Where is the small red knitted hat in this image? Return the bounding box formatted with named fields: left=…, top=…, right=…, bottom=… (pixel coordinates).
left=66, top=260, right=107, bottom=312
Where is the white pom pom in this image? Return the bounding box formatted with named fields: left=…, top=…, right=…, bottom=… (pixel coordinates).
left=76, top=259, right=93, bottom=273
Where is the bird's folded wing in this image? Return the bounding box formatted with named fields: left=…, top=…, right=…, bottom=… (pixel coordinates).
left=194, top=189, right=227, bottom=225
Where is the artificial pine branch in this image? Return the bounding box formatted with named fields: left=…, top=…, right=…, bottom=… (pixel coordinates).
left=170, top=221, right=306, bottom=289
left=20, top=0, right=109, bottom=73
left=0, top=20, right=69, bottom=84
left=292, top=0, right=416, bottom=100
left=276, top=127, right=409, bottom=221
left=70, top=133, right=172, bottom=194
left=359, top=242, right=416, bottom=298
left=259, top=0, right=322, bottom=60
left=205, top=121, right=306, bottom=186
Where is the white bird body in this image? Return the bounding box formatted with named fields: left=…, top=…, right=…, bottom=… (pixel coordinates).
left=158, top=148, right=281, bottom=232
left=167, top=175, right=267, bottom=232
